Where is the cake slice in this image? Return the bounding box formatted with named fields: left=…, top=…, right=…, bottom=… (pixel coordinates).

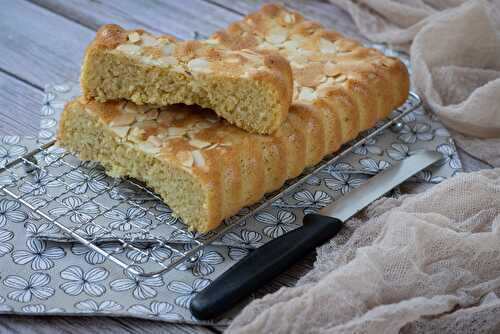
left=80, top=24, right=293, bottom=135
left=211, top=4, right=409, bottom=141
left=60, top=5, right=409, bottom=233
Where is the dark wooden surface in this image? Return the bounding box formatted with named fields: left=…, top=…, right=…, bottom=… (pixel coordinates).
left=0, top=1, right=358, bottom=333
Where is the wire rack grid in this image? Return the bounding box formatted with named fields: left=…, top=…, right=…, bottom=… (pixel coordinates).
left=0, top=92, right=421, bottom=278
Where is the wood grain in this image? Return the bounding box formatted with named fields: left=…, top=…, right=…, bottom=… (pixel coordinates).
left=30, top=0, right=242, bottom=39
left=0, top=71, right=41, bottom=136
left=0, top=1, right=94, bottom=88
left=0, top=315, right=219, bottom=334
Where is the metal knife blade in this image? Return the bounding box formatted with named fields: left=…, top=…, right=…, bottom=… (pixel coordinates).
left=322, top=150, right=442, bottom=221
left=190, top=150, right=442, bottom=320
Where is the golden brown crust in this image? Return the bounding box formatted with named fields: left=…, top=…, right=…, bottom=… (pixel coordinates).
left=209, top=3, right=410, bottom=133
left=81, top=24, right=293, bottom=134
left=63, top=4, right=410, bottom=232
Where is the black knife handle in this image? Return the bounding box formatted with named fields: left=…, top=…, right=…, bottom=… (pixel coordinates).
left=189, top=214, right=343, bottom=320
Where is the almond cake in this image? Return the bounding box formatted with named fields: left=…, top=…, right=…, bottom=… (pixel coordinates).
left=80, top=24, right=293, bottom=135
left=58, top=4, right=409, bottom=232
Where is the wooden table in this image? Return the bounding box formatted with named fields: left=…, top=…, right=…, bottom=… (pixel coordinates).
left=0, top=1, right=364, bottom=333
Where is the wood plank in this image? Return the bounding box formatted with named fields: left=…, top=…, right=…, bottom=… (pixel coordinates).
left=0, top=1, right=94, bottom=88
left=207, top=0, right=365, bottom=40
left=0, top=316, right=218, bottom=334
left=29, top=0, right=242, bottom=39
left=0, top=71, right=41, bottom=136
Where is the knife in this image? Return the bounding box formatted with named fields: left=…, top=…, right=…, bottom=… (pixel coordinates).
left=190, top=150, right=442, bottom=320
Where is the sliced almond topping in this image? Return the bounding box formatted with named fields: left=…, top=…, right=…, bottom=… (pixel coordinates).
left=206, top=143, right=219, bottom=150
left=265, top=26, right=288, bottom=45
left=128, top=127, right=146, bottom=142
left=334, top=74, right=347, bottom=83
left=316, top=77, right=335, bottom=91
left=187, top=58, right=211, bottom=73
left=294, top=63, right=325, bottom=88
left=282, top=40, right=299, bottom=51
left=140, top=56, right=162, bottom=66
left=163, top=44, right=174, bottom=56
left=189, top=139, right=211, bottom=149
left=128, top=32, right=141, bottom=43
left=324, top=61, right=341, bottom=76
left=158, top=56, right=178, bottom=66
left=319, top=38, right=338, bottom=54
left=205, top=38, right=219, bottom=45
left=136, top=110, right=159, bottom=121
left=258, top=41, right=274, bottom=50
left=283, top=13, right=295, bottom=24
left=167, top=127, right=186, bottom=137
left=176, top=150, right=193, bottom=168
left=123, top=102, right=151, bottom=114
left=192, top=150, right=205, bottom=168
left=110, top=114, right=136, bottom=127
left=226, top=57, right=240, bottom=64
left=141, top=34, right=160, bottom=46
left=116, top=44, right=142, bottom=56
left=148, top=135, right=163, bottom=147
left=193, top=121, right=214, bottom=131
left=239, top=50, right=262, bottom=63
left=298, top=87, right=317, bottom=102
left=110, top=126, right=130, bottom=138
left=172, top=65, right=185, bottom=73
left=138, top=142, right=161, bottom=155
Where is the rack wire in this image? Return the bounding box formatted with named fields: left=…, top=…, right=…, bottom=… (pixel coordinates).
left=0, top=92, right=422, bottom=278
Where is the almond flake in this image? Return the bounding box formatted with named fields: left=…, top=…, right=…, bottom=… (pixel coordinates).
left=319, top=39, right=338, bottom=54
left=193, top=121, right=214, bottom=130
left=282, top=40, right=299, bottom=51
left=110, top=114, right=136, bottom=127
left=334, top=74, right=347, bottom=83
left=140, top=56, right=162, bottom=66
left=128, top=127, right=146, bottom=142
left=205, top=38, right=219, bottom=45
left=283, top=13, right=295, bottom=24
left=163, top=44, right=174, bottom=56
left=258, top=41, right=274, bottom=50
left=187, top=58, right=211, bottom=73
left=206, top=143, right=219, bottom=150
left=298, top=87, right=317, bottom=102
left=167, top=127, right=186, bottom=136
left=239, top=50, right=262, bottom=63
left=128, top=32, right=141, bottom=43
left=189, top=139, right=211, bottom=149
left=148, top=135, right=163, bottom=147
left=172, top=65, right=185, bottom=73
left=176, top=151, right=193, bottom=168
left=124, top=103, right=151, bottom=114
left=192, top=150, right=205, bottom=168
left=265, top=27, right=288, bottom=45
left=138, top=142, right=161, bottom=155
left=324, top=61, right=341, bottom=76
left=158, top=56, right=178, bottom=66
left=136, top=110, right=159, bottom=121
left=141, top=34, right=160, bottom=46
left=110, top=126, right=130, bottom=138
left=116, top=44, right=142, bottom=56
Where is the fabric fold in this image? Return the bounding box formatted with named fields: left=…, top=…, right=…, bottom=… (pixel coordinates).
left=227, top=169, right=500, bottom=333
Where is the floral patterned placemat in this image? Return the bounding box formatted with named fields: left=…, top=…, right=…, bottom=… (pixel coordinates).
left=0, top=44, right=462, bottom=324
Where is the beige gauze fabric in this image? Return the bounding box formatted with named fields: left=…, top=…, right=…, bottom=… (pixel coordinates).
left=227, top=168, right=500, bottom=334
left=330, top=0, right=500, bottom=167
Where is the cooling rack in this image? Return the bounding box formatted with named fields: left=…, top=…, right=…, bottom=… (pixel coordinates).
left=0, top=92, right=422, bottom=278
